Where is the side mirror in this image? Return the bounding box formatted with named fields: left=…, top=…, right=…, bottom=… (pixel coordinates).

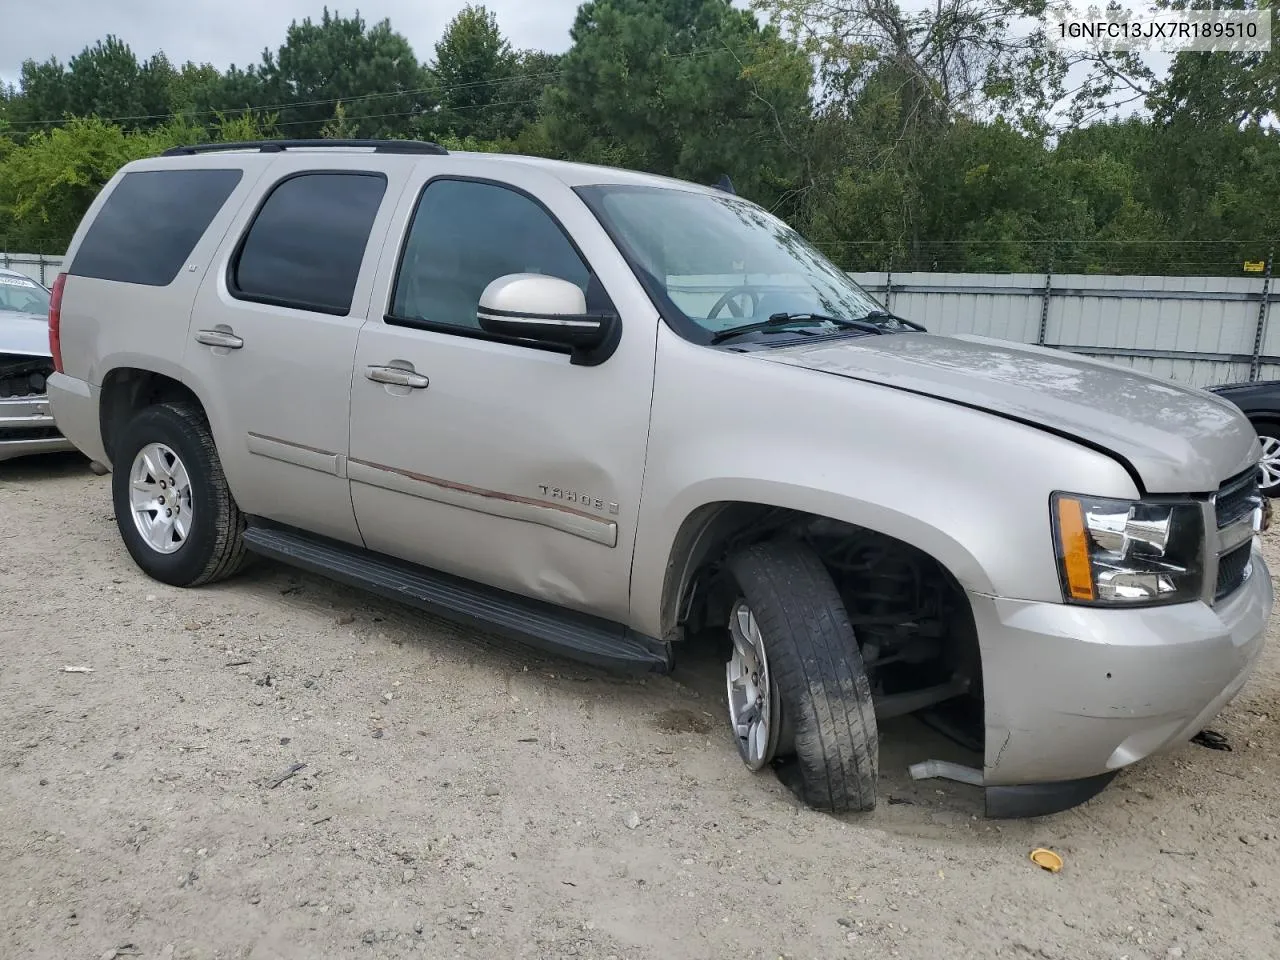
left=477, top=273, right=620, bottom=366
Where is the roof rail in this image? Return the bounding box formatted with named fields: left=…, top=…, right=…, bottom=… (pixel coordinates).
left=161, top=138, right=449, bottom=157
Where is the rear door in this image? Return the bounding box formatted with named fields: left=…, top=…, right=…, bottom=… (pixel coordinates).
left=182, top=155, right=411, bottom=545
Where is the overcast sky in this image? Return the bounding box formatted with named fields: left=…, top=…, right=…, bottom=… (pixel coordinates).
left=2, top=0, right=585, bottom=85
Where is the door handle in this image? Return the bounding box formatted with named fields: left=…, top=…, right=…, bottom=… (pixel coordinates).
left=195, top=329, right=244, bottom=349
left=365, top=365, right=429, bottom=389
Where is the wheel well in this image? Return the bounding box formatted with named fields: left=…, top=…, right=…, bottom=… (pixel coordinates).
left=665, top=503, right=984, bottom=744
left=1247, top=414, right=1280, bottom=437
left=663, top=504, right=975, bottom=638
left=99, top=368, right=205, bottom=466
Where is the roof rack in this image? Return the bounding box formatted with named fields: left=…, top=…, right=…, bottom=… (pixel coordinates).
left=161, top=138, right=449, bottom=157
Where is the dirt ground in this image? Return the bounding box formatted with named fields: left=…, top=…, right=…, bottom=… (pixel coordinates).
left=3, top=452, right=1279, bottom=960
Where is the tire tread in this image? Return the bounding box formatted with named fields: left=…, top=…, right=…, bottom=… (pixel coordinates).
left=728, top=539, right=878, bottom=812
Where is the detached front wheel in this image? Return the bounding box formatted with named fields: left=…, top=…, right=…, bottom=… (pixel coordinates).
left=725, top=540, right=879, bottom=812
left=111, top=402, right=247, bottom=587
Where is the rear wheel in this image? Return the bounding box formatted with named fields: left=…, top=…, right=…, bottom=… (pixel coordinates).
left=111, top=402, right=247, bottom=587
left=724, top=540, right=879, bottom=812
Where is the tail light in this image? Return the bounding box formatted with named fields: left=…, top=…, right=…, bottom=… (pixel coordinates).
left=48, top=272, right=66, bottom=374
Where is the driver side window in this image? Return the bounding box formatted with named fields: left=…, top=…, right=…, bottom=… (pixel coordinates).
left=390, top=178, right=594, bottom=331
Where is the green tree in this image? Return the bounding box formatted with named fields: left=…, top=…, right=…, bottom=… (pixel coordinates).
left=544, top=0, right=813, bottom=208
left=186, top=63, right=277, bottom=131
left=1152, top=0, right=1278, bottom=130
left=432, top=4, right=520, bottom=140
left=260, top=7, right=437, bottom=138
left=211, top=109, right=279, bottom=143
left=505, top=50, right=564, bottom=133
left=7, top=37, right=175, bottom=132
left=167, top=62, right=223, bottom=117
left=320, top=101, right=358, bottom=138
left=5, top=59, right=73, bottom=133
left=752, top=0, right=1064, bottom=129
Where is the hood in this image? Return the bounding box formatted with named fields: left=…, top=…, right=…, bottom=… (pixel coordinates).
left=0, top=311, right=53, bottom=359
left=756, top=332, right=1258, bottom=494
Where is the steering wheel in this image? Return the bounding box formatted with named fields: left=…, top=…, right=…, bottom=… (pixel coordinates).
left=708, top=286, right=761, bottom=320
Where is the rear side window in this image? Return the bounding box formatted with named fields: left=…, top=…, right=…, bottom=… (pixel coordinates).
left=69, top=168, right=243, bottom=286
left=229, top=172, right=387, bottom=316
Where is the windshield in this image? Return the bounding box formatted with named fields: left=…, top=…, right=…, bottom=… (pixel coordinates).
left=0, top=274, right=51, bottom=316
left=577, top=184, right=883, bottom=337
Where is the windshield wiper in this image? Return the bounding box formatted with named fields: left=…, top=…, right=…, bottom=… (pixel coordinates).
left=853, top=308, right=927, bottom=332
left=709, top=312, right=887, bottom=345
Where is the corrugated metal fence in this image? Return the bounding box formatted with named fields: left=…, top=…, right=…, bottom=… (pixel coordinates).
left=5, top=250, right=1274, bottom=389
left=850, top=270, right=1277, bottom=388
left=1, top=252, right=63, bottom=286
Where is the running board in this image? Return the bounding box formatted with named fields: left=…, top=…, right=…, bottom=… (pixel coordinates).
left=242, top=522, right=673, bottom=675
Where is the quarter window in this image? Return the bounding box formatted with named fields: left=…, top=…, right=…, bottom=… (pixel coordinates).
left=231, top=172, right=387, bottom=315
left=390, top=178, right=595, bottom=331
left=69, top=168, right=243, bottom=287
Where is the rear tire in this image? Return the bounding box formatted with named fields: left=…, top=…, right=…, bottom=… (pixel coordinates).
left=111, top=402, right=247, bottom=587
left=725, top=539, right=879, bottom=812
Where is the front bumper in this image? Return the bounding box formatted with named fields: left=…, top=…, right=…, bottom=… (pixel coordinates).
left=0, top=393, right=76, bottom=463
left=972, top=540, right=1272, bottom=815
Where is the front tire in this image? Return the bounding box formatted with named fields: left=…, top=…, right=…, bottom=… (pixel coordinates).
left=111, top=402, right=247, bottom=587
left=725, top=540, right=879, bottom=812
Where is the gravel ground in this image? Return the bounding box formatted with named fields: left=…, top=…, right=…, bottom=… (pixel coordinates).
left=3, top=451, right=1280, bottom=960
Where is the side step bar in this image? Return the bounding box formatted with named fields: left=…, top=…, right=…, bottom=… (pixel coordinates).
left=242, top=522, right=673, bottom=675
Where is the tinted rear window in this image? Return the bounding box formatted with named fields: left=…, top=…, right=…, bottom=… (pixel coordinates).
left=69, top=168, right=243, bottom=286
left=230, top=172, right=387, bottom=315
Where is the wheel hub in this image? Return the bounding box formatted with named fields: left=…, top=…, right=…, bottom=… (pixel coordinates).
left=726, top=600, right=775, bottom=770
left=129, top=442, right=194, bottom=555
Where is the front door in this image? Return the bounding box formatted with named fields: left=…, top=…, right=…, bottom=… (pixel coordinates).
left=183, top=160, right=405, bottom=545
left=347, top=168, right=658, bottom=623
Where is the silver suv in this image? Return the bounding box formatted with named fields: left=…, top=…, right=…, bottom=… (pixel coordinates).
left=47, top=139, right=1273, bottom=818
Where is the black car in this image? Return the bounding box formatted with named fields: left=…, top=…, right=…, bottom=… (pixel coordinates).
left=1208, top=380, right=1280, bottom=496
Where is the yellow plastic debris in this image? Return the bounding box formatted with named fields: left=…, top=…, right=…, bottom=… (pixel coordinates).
left=1030, top=848, right=1063, bottom=872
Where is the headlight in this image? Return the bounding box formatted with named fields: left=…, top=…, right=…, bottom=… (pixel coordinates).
left=1051, top=493, right=1205, bottom=606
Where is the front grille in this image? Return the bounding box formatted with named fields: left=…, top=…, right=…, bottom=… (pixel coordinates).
left=1215, top=467, right=1261, bottom=528
left=1216, top=542, right=1254, bottom=601
left=1212, top=467, right=1262, bottom=602
left=0, top=355, right=53, bottom=399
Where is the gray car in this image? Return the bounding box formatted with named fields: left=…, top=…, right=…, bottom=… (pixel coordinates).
left=0, top=267, right=76, bottom=462
left=44, top=139, right=1274, bottom=818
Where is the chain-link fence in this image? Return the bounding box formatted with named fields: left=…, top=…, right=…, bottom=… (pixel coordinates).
left=812, top=239, right=1277, bottom=279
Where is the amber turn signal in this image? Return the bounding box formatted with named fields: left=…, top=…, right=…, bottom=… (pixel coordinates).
left=1055, top=496, right=1096, bottom=602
